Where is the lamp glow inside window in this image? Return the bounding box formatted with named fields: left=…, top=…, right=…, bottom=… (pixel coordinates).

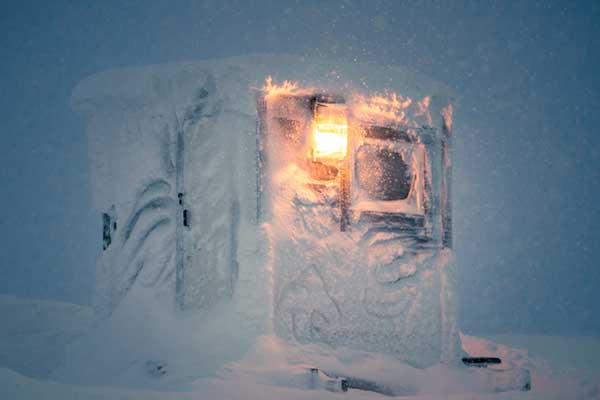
left=312, top=103, right=348, bottom=160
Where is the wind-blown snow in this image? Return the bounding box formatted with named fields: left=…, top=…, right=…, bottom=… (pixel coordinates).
left=4, top=55, right=597, bottom=399
left=1, top=295, right=599, bottom=399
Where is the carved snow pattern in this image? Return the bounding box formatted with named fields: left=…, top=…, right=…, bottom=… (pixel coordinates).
left=99, top=179, right=176, bottom=315
left=362, top=275, right=422, bottom=319
left=275, top=264, right=342, bottom=344
left=363, top=245, right=434, bottom=320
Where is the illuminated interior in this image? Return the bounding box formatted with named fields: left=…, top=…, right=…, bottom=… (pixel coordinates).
left=312, top=103, right=348, bottom=160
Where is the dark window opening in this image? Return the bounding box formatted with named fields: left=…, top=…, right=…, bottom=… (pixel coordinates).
left=363, top=126, right=412, bottom=142
left=102, top=213, right=112, bottom=250
left=355, top=145, right=412, bottom=201
left=183, top=209, right=190, bottom=227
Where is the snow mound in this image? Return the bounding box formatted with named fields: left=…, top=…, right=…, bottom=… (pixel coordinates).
left=0, top=295, right=93, bottom=378
left=0, top=295, right=599, bottom=399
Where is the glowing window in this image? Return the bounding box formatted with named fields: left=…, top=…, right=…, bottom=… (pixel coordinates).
left=312, top=103, right=348, bottom=160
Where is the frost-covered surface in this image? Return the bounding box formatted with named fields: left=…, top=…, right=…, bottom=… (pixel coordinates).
left=258, top=62, right=457, bottom=367
left=74, top=53, right=454, bottom=313
left=74, top=54, right=459, bottom=371
left=1, top=295, right=600, bottom=399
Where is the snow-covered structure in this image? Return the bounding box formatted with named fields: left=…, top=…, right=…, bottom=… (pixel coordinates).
left=259, top=83, right=457, bottom=368
left=73, top=54, right=459, bottom=370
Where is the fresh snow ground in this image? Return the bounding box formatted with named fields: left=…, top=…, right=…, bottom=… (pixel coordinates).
left=1, top=295, right=599, bottom=399
left=0, top=295, right=93, bottom=378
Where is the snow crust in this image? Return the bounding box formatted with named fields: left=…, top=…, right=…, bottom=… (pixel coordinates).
left=260, top=72, right=457, bottom=366
left=0, top=295, right=93, bottom=378
left=1, top=295, right=599, bottom=399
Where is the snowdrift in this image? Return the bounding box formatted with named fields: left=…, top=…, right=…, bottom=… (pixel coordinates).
left=0, top=295, right=599, bottom=399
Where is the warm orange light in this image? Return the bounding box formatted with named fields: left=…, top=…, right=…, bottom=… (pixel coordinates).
left=312, top=103, right=348, bottom=160
left=350, top=92, right=414, bottom=126
left=313, top=124, right=348, bottom=160
left=262, top=76, right=313, bottom=100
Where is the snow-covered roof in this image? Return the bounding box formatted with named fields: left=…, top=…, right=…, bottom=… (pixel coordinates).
left=72, top=54, right=455, bottom=123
